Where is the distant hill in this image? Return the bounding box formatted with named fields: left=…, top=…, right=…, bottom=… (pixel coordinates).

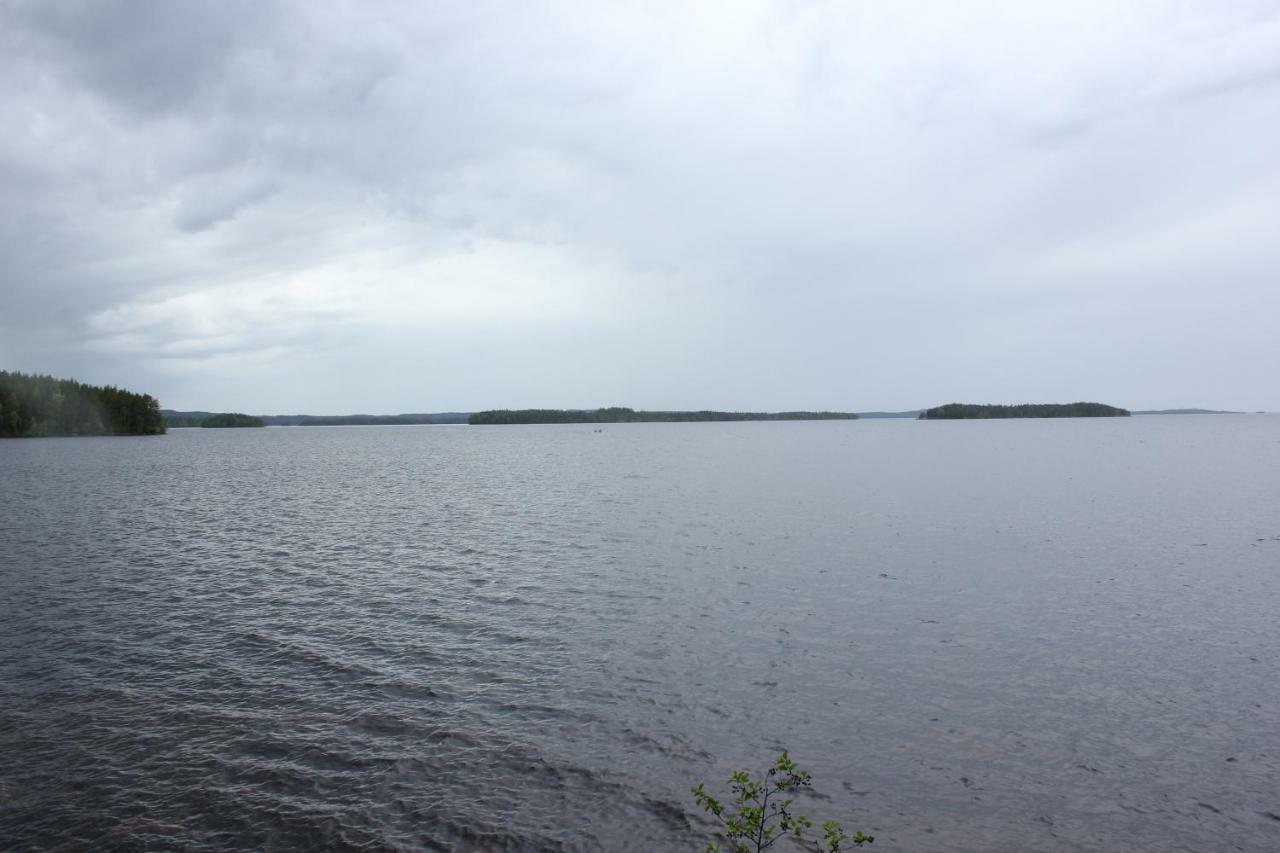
left=1131, top=408, right=1242, bottom=415
left=161, top=410, right=219, bottom=423
left=919, top=402, right=1130, bottom=419
left=469, top=407, right=859, bottom=424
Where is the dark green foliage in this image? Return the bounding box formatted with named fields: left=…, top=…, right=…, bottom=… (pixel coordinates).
left=165, top=411, right=266, bottom=428
left=200, top=413, right=266, bottom=428
left=692, top=751, right=873, bottom=852
left=469, top=408, right=859, bottom=424
left=918, top=402, right=1130, bottom=420
left=0, top=370, right=165, bottom=437
left=163, top=413, right=208, bottom=428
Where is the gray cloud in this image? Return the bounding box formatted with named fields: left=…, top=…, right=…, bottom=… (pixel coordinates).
left=1, top=1, right=1277, bottom=412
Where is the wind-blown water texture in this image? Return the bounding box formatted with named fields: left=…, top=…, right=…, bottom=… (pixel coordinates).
left=2, top=418, right=1278, bottom=851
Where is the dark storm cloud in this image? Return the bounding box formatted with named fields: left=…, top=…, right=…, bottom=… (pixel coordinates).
left=1, top=1, right=1277, bottom=412
left=9, top=0, right=269, bottom=115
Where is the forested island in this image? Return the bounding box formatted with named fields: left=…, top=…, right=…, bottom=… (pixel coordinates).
left=919, top=402, right=1130, bottom=419
left=469, top=407, right=859, bottom=424
left=164, top=411, right=264, bottom=428
left=206, top=413, right=266, bottom=428
left=0, top=371, right=165, bottom=437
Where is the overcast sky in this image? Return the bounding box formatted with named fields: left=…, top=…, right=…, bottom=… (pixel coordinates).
left=2, top=1, right=1277, bottom=413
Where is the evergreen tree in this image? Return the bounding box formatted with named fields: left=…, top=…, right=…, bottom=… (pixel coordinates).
left=0, top=371, right=166, bottom=437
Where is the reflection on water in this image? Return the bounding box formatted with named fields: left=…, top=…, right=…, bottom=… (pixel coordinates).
left=2, top=417, right=1278, bottom=851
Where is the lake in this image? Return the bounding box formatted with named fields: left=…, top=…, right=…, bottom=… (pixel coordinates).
left=2, top=416, right=1278, bottom=851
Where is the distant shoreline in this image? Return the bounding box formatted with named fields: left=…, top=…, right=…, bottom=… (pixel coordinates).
left=468, top=407, right=859, bottom=425
left=918, top=402, right=1130, bottom=420
left=153, top=405, right=1265, bottom=430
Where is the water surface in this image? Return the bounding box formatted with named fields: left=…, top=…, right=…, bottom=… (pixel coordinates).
left=2, top=417, right=1278, bottom=851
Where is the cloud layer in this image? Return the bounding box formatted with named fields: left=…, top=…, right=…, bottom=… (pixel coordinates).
left=2, top=0, right=1278, bottom=411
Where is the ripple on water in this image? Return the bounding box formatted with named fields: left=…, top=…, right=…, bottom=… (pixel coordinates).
left=3, top=421, right=1280, bottom=851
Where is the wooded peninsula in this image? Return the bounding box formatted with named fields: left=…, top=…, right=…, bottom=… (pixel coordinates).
left=0, top=371, right=166, bottom=437
left=918, top=402, right=1131, bottom=419
left=469, top=407, right=859, bottom=424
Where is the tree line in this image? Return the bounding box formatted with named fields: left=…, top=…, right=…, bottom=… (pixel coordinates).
left=469, top=407, right=859, bottom=424
left=918, top=402, right=1130, bottom=419
left=205, top=413, right=266, bottom=428
left=165, top=412, right=266, bottom=428
left=0, top=370, right=166, bottom=437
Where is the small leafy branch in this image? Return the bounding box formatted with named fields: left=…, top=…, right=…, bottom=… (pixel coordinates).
left=691, top=750, right=873, bottom=852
